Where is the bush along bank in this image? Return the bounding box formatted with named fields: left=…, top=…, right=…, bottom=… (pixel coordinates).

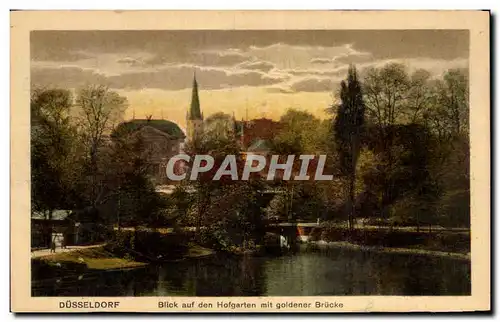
left=107, top=229, right=215, bottom=263
left=306, top=224, right=470, bottom=259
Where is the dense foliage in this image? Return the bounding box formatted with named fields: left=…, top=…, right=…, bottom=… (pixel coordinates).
left=31, top=62, right=470, bottom=253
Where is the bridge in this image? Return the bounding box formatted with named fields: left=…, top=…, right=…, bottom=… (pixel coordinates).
left=155, top=184, right=317, bottom=248
left=113, top=222, right=319, bottom=247
left=155, top=184, right=288, bottom=195
left=267, top=222, right=320, bottom=246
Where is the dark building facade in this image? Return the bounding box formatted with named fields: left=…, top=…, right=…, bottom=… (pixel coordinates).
left=113, top=119, right=186, bottom=185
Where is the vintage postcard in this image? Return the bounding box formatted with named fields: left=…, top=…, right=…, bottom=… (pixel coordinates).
left=10, top=10, right=490, bottom=312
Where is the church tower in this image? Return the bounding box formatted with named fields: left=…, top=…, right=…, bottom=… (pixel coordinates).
left=186, top=73, right=204, bottom=142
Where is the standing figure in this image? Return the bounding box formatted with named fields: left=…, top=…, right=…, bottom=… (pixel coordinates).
left=50, top=235, right=56, bottom=253
left=61, top=234, right=67, bottom=249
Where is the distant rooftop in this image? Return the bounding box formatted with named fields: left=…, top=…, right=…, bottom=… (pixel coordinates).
left=113, top=119, right=186, bottom=140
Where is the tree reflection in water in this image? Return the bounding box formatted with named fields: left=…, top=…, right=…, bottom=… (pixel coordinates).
left=32, top=248, right=470, bottom=297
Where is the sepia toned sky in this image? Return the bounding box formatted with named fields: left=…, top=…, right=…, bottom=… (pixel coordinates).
left=31, top=30, right=468, bottom=129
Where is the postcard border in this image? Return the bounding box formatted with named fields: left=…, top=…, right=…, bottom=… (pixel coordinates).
left=10, top=10, right=490, bottom=313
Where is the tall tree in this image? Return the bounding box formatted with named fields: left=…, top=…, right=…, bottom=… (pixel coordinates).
left=424, top=69, right=470, bottom=228
left=271, top=109, right=332, bottom=223
left=274, top=109, right=329, bottom=154
left=363, top=63, right=411, bottom=219
left=333, top=65, right=366, bottom=230
left=31, top=89, right=79, bottom=219
left=183, top=129, right=243, bottom=241
left=75, top=85, right=128, bottom=166
left=406, top=69, right=433, bottom=123
left=363, top=63, right=410, bottom=137
left=204, top=112, right=233, bottom=137
left=425, top=69, right=469, bottom=139
left=74, top=85, right=128, bottom=206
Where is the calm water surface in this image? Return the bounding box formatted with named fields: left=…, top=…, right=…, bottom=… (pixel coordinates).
left=33, top=247, right=470, bottom=296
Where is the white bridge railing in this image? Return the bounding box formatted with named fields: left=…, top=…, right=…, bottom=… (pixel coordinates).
left=155, top=184, right=287, bottom=195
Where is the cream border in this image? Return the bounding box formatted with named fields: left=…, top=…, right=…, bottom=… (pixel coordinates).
left=10, top=10, right=490, bottom=313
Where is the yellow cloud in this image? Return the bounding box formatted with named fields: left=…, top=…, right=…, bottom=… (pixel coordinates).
left=118, top=87, right=333, bottom=131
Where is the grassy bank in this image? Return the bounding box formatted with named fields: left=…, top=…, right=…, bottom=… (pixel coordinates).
left=185, top=244, right=216, bottom=258
left=32, top=243, right=215, bottom=282
left=35, top=246, right=147, bottom=270
left=308, top=225, right=470, bottom=254
left=32, top=246, right=148, bottom=282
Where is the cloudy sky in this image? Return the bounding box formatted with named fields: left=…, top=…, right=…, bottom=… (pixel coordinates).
left=31, top=30, right=468, bottom=129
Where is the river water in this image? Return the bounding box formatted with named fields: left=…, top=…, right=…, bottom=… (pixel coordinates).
left=33, top=247, right=470, bottom=296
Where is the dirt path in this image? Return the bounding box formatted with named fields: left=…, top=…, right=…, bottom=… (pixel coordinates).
left=31, top=244, right=106, bottom=259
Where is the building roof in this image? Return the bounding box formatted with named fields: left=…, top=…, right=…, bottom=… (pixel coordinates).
left=113, top=119, right=186, bottom=139
left=137, top=125, right=175, bottom=140
left=238, top=118, right=282, bottom=148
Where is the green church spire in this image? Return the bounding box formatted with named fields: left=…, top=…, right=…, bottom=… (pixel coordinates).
left=189, top=72, right=202, bottom=120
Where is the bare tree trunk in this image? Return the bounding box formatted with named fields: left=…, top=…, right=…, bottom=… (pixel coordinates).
left=343, top=180, right=351, bottom=231
left=349, top=173, right=355, bottom=231
left=196, top=185, right=203, bottom=243
left=349, top=135, right=360, bottom=231
left=117, top=185, right=121, bottom=232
